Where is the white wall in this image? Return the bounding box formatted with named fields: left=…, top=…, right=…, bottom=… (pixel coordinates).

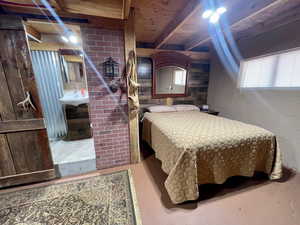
left=208, top=20, right=300, bottom=171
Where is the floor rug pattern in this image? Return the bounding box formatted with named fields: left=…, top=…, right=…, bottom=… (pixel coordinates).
left=0, top=170, right=141, bottom=225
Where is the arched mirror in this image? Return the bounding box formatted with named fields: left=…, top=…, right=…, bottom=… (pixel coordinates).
left=152, top=51, right=191, bottom=98
left=156, top=66, right=187, bottom=94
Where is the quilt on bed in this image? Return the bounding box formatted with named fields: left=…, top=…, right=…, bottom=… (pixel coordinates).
left=142, top=111, right=282, bottom=204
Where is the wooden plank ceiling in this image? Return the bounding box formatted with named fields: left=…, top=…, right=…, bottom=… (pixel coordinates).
left=0, top=0, right=129, bottom=19
left=1, top=0, right=300, bottom=53
left=133, top=0, right=300, bottom=51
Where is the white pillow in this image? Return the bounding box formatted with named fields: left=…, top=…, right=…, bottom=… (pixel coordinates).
left=173, top=104, right=199, bottom=112
left=147, top=105, right=176, bottom=113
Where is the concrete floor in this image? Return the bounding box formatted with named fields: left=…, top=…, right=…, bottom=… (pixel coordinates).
left=129, top=154, right=300, bottom=225
left=1, top=152, right=299, bottom=225
left=50, top=138, right=95, bottom=164
left=50, top=138, right=96, bottom=177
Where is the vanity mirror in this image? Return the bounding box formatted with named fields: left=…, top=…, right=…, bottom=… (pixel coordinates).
left=152, top=51, right=190, bottom=98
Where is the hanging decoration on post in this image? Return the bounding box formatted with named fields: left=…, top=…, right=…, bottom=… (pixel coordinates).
left=126, top=51, right=140, bottom=116
left=103, top=57, right=119, bottom=78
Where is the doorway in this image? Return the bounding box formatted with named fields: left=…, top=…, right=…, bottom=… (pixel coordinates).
left=26, top=21, right=96, bottom=177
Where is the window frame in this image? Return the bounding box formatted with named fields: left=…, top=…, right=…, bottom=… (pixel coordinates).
left=238, top=46, right=300, bottom=90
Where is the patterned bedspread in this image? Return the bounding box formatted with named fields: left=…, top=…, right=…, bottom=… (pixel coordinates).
left=142, top=111, right=282, bottom=204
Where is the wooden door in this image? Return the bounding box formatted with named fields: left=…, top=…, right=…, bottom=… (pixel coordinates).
left=0, top=16, right=55, bottom=188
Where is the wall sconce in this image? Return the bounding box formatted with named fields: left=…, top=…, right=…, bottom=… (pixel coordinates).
left=103, top=57, right=119, bottom=78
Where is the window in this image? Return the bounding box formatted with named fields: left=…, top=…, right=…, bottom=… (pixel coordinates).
left=239, top=48, right=300, bottom=88
left=174, top=69, right=186, bottom=86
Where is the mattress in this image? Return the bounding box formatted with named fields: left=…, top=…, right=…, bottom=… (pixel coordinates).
left=142, top=111, right=282, bottom=204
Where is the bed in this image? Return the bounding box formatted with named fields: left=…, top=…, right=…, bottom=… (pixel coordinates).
left=142, top=110, right=282, bottom=204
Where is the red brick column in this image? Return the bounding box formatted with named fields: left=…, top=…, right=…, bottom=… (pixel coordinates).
left=81, top=27, right=130, bottom=169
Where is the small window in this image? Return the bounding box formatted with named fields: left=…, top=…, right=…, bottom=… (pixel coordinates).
left=239, top=48, right=300, bottom=88
left=174, top=69, right=186, bottom=86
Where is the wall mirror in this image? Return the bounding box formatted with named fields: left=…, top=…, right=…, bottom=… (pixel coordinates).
left=156, top=66, right=187, bottom=94
left=59, top=49, right=86, bottom=91
left=152, top=51, right=190, bottom=98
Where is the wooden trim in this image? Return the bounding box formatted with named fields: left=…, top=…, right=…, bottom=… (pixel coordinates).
left=63, top=55, right=83, bottom=63
left=58, top=0, right=124, bottom=19
left=0, top=119, right=45, bottom=134
left=243, top=46, right=300, bottom=62
left=0, top=169, right=56, bottom=188
left=3, top=7, right=124, bottom=30
left=136, top=48, right=210, bottom=61
left=59, top=49, right=82, bottom=56
left=25, top=25, right=41, bottom=43
left=151, top=51, right=190, bottom=99
left=29, top=41, right=82, bottom=51
left=154, top=0, right=201, bottom=49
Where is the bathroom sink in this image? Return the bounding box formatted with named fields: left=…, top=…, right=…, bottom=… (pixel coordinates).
left=59, top=90, right=89, bottom=106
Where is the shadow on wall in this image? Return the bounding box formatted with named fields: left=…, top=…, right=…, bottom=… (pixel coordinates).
left=207, top=19, right=300, bottom=171
left=208, top=47, right=300, bottom=171
left=90, top=75, right=129, bottom=125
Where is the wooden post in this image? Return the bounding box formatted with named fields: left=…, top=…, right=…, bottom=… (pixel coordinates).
left=124, top=8, right=141, bottom=163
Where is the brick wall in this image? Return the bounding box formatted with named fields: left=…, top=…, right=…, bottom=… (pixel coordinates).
left=81, top=27, right=130, bottom=169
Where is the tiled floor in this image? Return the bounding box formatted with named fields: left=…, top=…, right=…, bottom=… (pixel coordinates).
left=1, top=152, right=299, bottom=225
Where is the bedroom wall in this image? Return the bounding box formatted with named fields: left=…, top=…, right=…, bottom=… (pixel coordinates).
left=138, top=58, right=210, bottom=106
left=81, top=27, right=130, bottom=169
left=207, top=20, right=300, bottom=171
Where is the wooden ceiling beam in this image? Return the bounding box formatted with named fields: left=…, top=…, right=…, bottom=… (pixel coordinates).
left=136, top=48, right=210, bottom=61
left=184, top=0, right=293, bottom=50
left=154, top=0, right=202, bottom=49
left=29, top=41, right=81, bottom=51
left=235, top=5, right=300, bottom=42
left=123, top=0, right=132, bottom=19
left=1, top=6, right=124, bottom=30
left=0, top=0, right=124, bottom=19
left=61, top=0, right=124, bottom=19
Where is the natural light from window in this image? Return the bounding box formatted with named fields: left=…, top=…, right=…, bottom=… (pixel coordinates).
left=239, top=48, right=300, bottom=88
left=174, top=70, right=186, bottom=86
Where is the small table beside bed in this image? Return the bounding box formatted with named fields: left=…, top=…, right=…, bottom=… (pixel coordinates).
left=142, top=104, right=282, bottom=204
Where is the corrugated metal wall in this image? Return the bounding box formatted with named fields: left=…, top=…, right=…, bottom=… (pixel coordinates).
left=31, top=50, right=67, bottom=140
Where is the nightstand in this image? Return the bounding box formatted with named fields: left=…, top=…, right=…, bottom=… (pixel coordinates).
left=200, top=109, right=220, bottom=116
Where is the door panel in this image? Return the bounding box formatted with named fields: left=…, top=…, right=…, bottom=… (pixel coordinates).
left=0, top=15, right=55, bottom=188
left=0, top=135, right=16, bottom=177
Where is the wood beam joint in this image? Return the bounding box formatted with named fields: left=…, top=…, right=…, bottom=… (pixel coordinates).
left=25, top=24, right=41, bottom=43
left=154, top=0, right=202, bottom=49
left=123, top=0, right=132, bottom=19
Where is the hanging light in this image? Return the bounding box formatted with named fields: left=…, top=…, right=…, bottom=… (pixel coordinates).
left=216, top=7, right=227, bottom=15
left=69, top=35, right=78, bottom=44
left=202, top=6, right=227, bottom=24
left=209, top=12, right=220, bottom=24
left=61, top=35, right=69, bottom=43
left=103, top=57, right=119, bottom=78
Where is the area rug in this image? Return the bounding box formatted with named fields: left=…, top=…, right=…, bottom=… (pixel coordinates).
left=0, top=170, right=142, bottom=225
